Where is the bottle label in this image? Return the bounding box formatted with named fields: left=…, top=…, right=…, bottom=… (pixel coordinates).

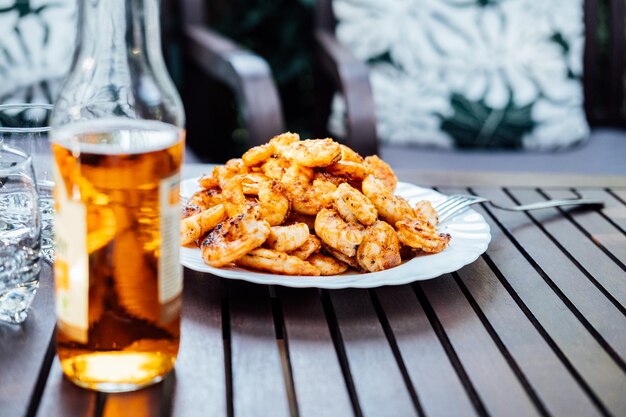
left=158, top=173, right=182, bottom=304
left=53, top=163, right=89, bottom=344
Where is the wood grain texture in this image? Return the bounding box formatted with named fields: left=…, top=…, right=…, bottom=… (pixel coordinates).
left=540, top=188, right=626, bottom=266
left=475, top=187, right=626, bottom=364
left=507, top=188, right=626, bottom=310
left=36, top=359, right=97, bottom=417
left=170, top=271, right=227, bottom=417
left=468, top=193, right=626, bottom=415
left=229, top=282, right=290, bottom=417
left=329, top=289, right=417, bottom=417
left=278, top=288, right=355, bottom=417
left=0, top=263, right=56, bottom=417
left=375, top=285, right=478, bottom=417
left=441, top=186, right=603, bottom=417
left=419, top=275, right=541, bottom=417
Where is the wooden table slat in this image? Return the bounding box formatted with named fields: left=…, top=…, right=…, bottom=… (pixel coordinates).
left=419, top=275, right=542, bottom=417
left=329, top=289, right=418, bottom=417
left=506, top=188, right=626, bottom=311
left=279, top=288, right=355, bottom=417
left=577, top=189, right=626, bottom=233
left=474, top=187, right=626, bottom=365
left=468, top=195, right=626, bottom=415
left=459, top=259, right=602, bottom=417
left=540, top=188, right=626, bottom=267
left=440, top=186, right=604, bottom=417
left=229, top=281, right=291, bottom=417
left=171, top=272, right=227, bottom=417
left=36, top=359, right=98, bottom=417
left=0, top=263, right=56, bottom=417
left=375, top=285, right=478, bottom=417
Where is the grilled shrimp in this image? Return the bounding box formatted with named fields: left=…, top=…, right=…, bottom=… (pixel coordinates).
left=280, top=138, right=342, bottom=168
left=180, top=204, right=227, bottom=246
left=315, top=208, right=364, bottom=257
left=199, top=174, right=219, bottom=189
left=201, top=211, right=271, bottom=267
left=240, top=173, right=271, bottom=195
left=256, top=178, right=290, bottom=226
left=242, top=143, right=274, bottom=167
left=265, top=223, right=310, bottom=252
left=187, top=187, right=223, bottom=210
left=284, top=212, right=316, bottom=231
left=323, top=245, right=360, bottom=270
left=269, top=131, right=300, bottom=148
left=289, top=234, right=321, bottom=260
left=221, top=177, right=248, bottom=217
left=414, top=200, right=438, bottom=226
left=326, top=161, right=369, bottom=181
left=261, top=156, right=291, bottom=180
left=356, top=220, right=402, bottom=272
left=395, top=219, right=450, bottom=253
left=364, top=155, right=397, bottom=192
left=307, top=253, right=349, bottom=275
left=236, top=248, right=320, bottom=276
left=339, top=144, right=364, bottom=163
left=182, top=203, right=202, bottom=219
left=282, top=164, right=337, bottom=215
left=213, top=158, right=250, bottom=187
left=362, top=175, right=414, bottom=225
left=333, top=183, right=378, bottom=226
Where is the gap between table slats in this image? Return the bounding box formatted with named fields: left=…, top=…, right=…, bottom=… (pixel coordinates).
left=538, top=188, right=626, bottom=270
left=465, top=187, right=626, bottom=415
left=439, top=186, right=608, bottom=417
left=504, top=188, right=626, bottom=314
left=228, top=281, right=292, bottom=417
left=472, top=187, right=626, bottom=370
left=374, top=285, right=480, bottom=417
left=278, top=288, right=355, bottom=417
left=325, top=289, right=419, bottom=417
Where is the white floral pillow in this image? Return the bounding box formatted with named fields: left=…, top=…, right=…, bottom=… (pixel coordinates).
left=0, top=0, right=76, bottom=104
left=329, top=0, right=589, bottom=150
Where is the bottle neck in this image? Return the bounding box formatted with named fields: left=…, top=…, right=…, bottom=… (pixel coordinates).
left=54, top=0, right=184, bottom=127
left=77, top=0, right=161, bottom=61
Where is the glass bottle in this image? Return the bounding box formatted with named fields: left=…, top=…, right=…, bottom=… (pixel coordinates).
left=50, top=0, right=185, bottom=392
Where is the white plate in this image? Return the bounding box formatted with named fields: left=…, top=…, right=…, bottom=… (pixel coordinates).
left=180, top=178, right=491, bottom=289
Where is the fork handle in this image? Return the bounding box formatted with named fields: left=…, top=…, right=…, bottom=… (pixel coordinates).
left=491, top=198, right=604, bottom=211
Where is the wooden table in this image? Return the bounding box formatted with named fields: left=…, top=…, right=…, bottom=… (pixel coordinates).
left=2, top=165, right=625, bottom=417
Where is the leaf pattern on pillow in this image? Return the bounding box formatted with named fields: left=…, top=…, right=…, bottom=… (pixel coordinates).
left=0, top=0, right=76, bottom=104
left=330, top=0, right=589, bottom=149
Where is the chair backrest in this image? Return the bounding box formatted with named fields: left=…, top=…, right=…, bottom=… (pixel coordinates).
left=316, top=0, right=626, bottom=129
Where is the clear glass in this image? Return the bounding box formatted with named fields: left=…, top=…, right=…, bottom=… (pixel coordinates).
left=0, top=103, right=55, bottom=264
left=0, top=145, right=41, bottom=324
left=51, top=0, right=185, bottom=392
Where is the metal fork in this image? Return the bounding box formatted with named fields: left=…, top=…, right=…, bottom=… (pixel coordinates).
left=433, top=194, right=604, bottom=224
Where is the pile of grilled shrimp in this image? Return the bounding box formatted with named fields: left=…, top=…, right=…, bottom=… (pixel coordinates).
left=181, top=133, right=451, bottom=276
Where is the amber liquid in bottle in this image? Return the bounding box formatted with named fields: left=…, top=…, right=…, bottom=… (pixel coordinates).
left=53, top=120, right=184, bottom=392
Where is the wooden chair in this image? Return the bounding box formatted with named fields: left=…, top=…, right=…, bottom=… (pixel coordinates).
left=313, top=0, right=626, bottom=162
left=166, top=0, right=285, bottom=160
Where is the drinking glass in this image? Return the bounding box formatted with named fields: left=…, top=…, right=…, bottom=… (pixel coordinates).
left=0, top=103, right=54, bottom=263
left=0, top=145, right=41, bottom=324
